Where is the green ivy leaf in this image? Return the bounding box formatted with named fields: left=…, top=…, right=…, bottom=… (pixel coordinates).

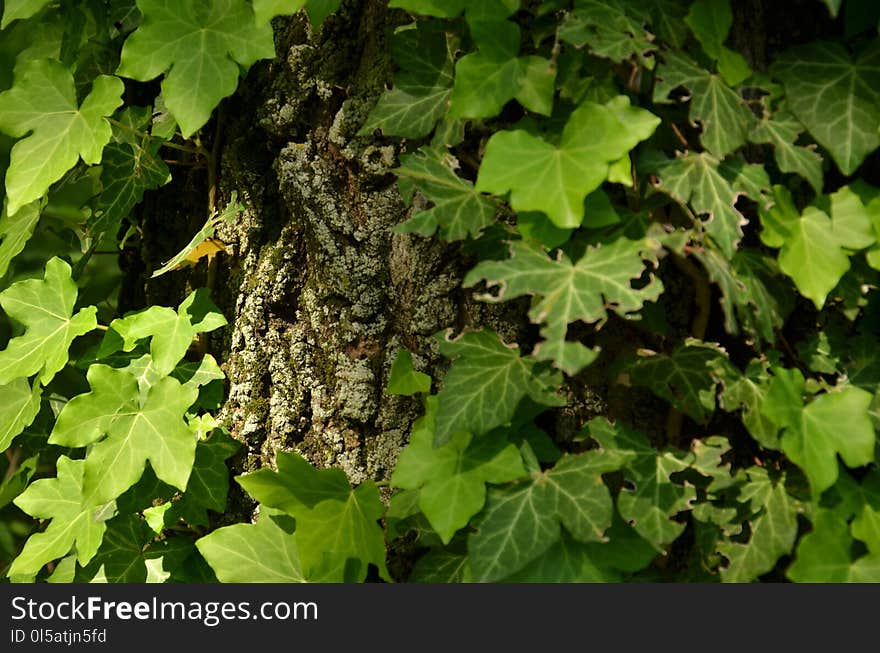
left=787, top=509, right=880, bottom=582
left=77, top=515, right=169, bottom=583
left=392, top=397, right=525, bottom=543
left=653, top=50, right=752, bottom=157
left=236, top=451, right=351, bottom=515
left=165, top=429, right=240, bottom=527
left=433, top=330, right=564, bottom=446
left=1, top=0, right=54, bottom=29
left=718, top=469, right=799, bottom=581
left=95, top=107, right=171, bottom=234
left=0, top=257, right=97, bottom=386
left=0, top=378, right=41, bottom=451
left=449, top=40, right=555, bottom=119
left=294, top=482, right=389, bottom=582
left=772, top=41, right=880, bottom=175
left=0, top=59, right=123, bottom=214
left=694, top=248, right=789, bottom=344
left=197, top=511, right=306, bottom=582
left=558, top=0, right=655, bottom=70
left=358, top=21, right=455, bottom=139
left=829, top=184, right=879, bottom=250
left=387, top=348, right=431, bottom=396
left=501, top=531, right=622, bottom=582
left=476, top=96, right=659, bottom=228
left=394, top=147, right=497, bottom=241
left=625, top=339, right=730, bottom=424
left=586, top=418, right=695, bottom=549
left=116, top=0, right=275, bottom=137
left=684, top=0, right=751, bottom=85
left=758, top=188, right=850, bottom=308
left=749, top=112, right=823, bottom=194
left=236, top=452, right=388, bottom=581
left=650, top=151, right=760, bottom=257
left=467, top=447, right=626, bottom=581
left=465, top=237, right=663, bottom=375
left=714, top=358, right=779, bottom=449
left=9, top=457, right=116, bottom=576
left=109, top=289, right=227, bottom=376
left=0, top=200, right=40, bottom=277
left=409, top=549, right=471, bottom=582
left=761, top=368, right=876, bottom=495
left=49, top=365, right=200, bottom=505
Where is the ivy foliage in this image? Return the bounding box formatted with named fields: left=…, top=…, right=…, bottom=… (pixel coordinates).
left=1, top=0, right=880, bottom=584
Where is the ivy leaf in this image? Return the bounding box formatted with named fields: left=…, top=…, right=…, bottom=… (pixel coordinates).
left=787, top=509, right=880, bottom=582
left=95, top=140, right=170, bottom=236
left=9, top=457, right=116, bottom=576
left=392, top=397, right=526, bottom=543
left=465, top=237, right=663, bottom=375
left=0, top=257, right=97, bottom=386
left=294, top=482, right=389, bottom=582
left=1, top=1, right=54, bottom=28
left=196, top=511, right=305, bottom=582
left=387, top=348, right=431, bottom=396
left=650, top=152, right=760, bottom=257
left=449, top=43, right=555, bottom=119
left=502, top=531, right=622, bottom=582
left=625, top=339, right=730, bottom=424
left=0, top=453, right=37, bottom=510
left=464, top=482, right=566, bottom=581
left=772, top=41, right=880, bottom=175
left=165, top=429, right=240, bottom=527
left=394, top=147, right=497, bottom=241
left=714, top=358, right=779, bottom=449
left=558, top=0, right=655, bottom=70
left=116, top=0, right=275, bottom=137
left=77, top=515, right=166, bottom=583
left=684, top=0, right=751, bottom=85
left=694, top=248, right=789, bottom=344
left=476, top=96, right=660, bottom=228
left=653, top=50, right=752, bottom=157
left=236, top=451, right=351, bottom=515
left=468, top=447, right=628, bottom=581
left=358, top=21, right=455, bottom=139
left=49, top=365, right=200, bottom=505
left=586, top=418, right=695, bottom=549
left=409, top=549, right=471, bottom=583
left=109, top=289, right=227, bottom=376
left=829, top=184, right=878, bottom=250
left=761, top=368, right=876, bottom=495
left=758, top=188, right=849, bottom=309
left=236, top=452, right=388, bottom=581
left=748, top=112, right=823, bottom=194
left=433, top=330, right=564, bottom=446
left=0, top=59, right=123, bottom=214
left=0, top=378, right=41, bottom=451
left=0, top=200, right=40, bottom=278
left=718, top=469, right=799, bottom=582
